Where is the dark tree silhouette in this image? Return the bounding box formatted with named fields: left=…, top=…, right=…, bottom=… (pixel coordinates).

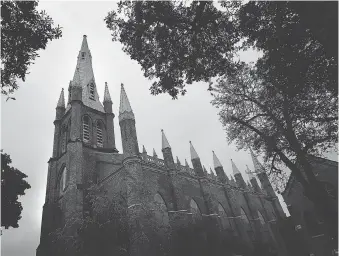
left=1, top=0, right=62, bottom=98
left=1, top=151, right=31, bottom=229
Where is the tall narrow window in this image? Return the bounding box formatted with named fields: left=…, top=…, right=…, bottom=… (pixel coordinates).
left=59, top=166, right=68, bottom=195
left=83, top=116, right=90, bottom=142
left=89, top=83, right=95, bottom=100
left=81, top=52, right=85, bottom=59
left=96, top=121, right=103, bottom=147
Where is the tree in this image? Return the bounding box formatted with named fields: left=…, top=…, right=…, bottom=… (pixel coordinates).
left=1, top=151, right=31, bottom=229
left=211, top=62, right=337, bottom=247
left=105, top=1, right=337, bottom=245
left=105, top=1, right=337, bottom=97
left=1, top=0, right=62, bottom=98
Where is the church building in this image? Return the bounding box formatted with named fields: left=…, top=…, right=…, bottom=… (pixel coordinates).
left=37, top=35, right=289, bottom=256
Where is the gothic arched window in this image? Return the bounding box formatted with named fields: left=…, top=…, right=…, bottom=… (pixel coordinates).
left=59, top=166, right=68, bottom=195
left=258, top=211, right=265, bottom=225
left=96, top=120, right=103, bottom=147
left=83, top=116, right=90, bottom=143
left=190, top=199, right=202, bottom=220
left=218, top=203, right=231, bottom=229
left=89, top=82, right=95, bottom=100
left=154, top=193, right=169, bottom=227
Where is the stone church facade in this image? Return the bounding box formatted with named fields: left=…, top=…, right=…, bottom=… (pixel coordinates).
left=37, top=36, right=288, bottom=256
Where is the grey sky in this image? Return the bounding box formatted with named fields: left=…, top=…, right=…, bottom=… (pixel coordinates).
left=1, top=2, right=336, bottom=256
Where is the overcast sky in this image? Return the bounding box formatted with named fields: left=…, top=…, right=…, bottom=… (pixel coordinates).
left=1, top=2, right=337, bottom=256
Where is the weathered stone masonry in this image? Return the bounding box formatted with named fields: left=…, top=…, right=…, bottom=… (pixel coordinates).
left=37, top=35, right=288, bottom=256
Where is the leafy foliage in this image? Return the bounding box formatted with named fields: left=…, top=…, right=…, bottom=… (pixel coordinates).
left=105, top=1, right=337, bottom=97
left=1, top=151, right=31, bottom=229
left=105, top=1, right=241, bottom=98
left=1, top=0, right=62, bottom=97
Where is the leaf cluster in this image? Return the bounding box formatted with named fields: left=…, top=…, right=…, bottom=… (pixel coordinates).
left=1, top=152, right=31, bottom=229
left=1, top=0, right=62, bottom=97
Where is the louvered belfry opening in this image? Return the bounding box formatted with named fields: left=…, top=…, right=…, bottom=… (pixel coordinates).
left=83, top=116, right=90, bottom=142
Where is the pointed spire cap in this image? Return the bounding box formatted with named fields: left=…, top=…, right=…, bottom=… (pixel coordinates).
left=231, top=159, right=241, bottom=175
left=103, top=82, right=112, bottom=103
left=57, top=88, right=65, bottom=108
left=246, top=165, right=255, bottom=180
left=142, top=145, right=147, bottom=154
left=161, top=129, right=171, bottom=149
left=250, top=148, right=265, bottom=173
left=119, top=83, right=135, bottom=121
left=73, top=67, right=82, bottom=87
left=189, top=141, right=199, bottom=160
left=80, top=35, right=89, bottom=52
left=176, top=156, right=181, bottom=165
left=185, top=159, right=189, bottom=167
left=212, top=151, right=223, bottom=168
left=153, top=148, right=158, bottom=158
left=203, top=165, right=208, bottom=174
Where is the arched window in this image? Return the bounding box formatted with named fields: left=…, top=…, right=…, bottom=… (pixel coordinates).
left=83, top=116, right=90, bottom=142
left=190, top=199, right=202, bottom=219
left=258, top=211, right=265, bottom=225
left=89, top=82, right=95, bottom=100
left=218, top=203, right=231, bottom=229
left=154, top=193, right=169, bottom=227
left=59, top=166, right=68, bottom=194
left=96, top=120, right=103, bottom=147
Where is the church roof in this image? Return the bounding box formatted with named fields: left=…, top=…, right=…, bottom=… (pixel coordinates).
left=57, top=88, right=65, bottom=108
left=212, top=151, right=223, bottom=168
left=66, top=35, right=104, bottom=112
left=189, top=141, right=199, bottom=160
left=161, top=129, right=171, bottom=149
left=119, top=83, right=135, bottom=121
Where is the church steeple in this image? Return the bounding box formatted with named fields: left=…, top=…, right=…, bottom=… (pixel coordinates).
left=71, top=35, right=104, bottom=112
left=119, top=83, right=135, bottom=121
left=55, top=88, right=65, bottom=120
left=119, top=83, right=139, bottom=156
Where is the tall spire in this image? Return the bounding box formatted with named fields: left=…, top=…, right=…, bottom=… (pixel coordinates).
left=142, top=145, right=147, bottom=154
left=185, top=159, right=189, bottom=167
left=250, top=148, right=265, bottom=173
left=212, top=151, right=223, bottom=168
left=176, top=156, right=181, bottom=165
left=71, top=35, right=104, bottom=112
left=189, top=141, right=199, bottom=160
left=103, top=82, right=112, bottom=103
left=231, top=159, right=241, bottom=175
left=161, top=129, right=171, bottom=149
left=153, top=148, right=158, bottom=158
left=119, top=83, right=135, bottom=121
left=57, top=88, right=65, bottom=108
